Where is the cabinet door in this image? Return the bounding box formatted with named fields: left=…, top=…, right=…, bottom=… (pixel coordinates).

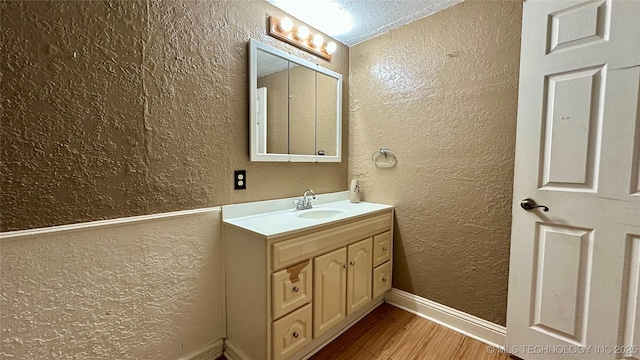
left=346, top=238, right=372, bottom=316
left=313, top=247, right=347, bottom=338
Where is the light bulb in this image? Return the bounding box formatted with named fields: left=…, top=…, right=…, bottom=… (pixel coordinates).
left=279, top=17, right=293, bottom=32
left=296, top=26, right=309, bottom=40
left=312, top=34, right=324, bottom=48
left=325, top=41, right=337, bottom=55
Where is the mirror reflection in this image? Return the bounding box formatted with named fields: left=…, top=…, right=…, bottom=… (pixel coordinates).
left=256, top=50, right=289, bottom=154
left=316, top=72, right=338, bottom=157
left=289, top=63, right=316, bottom=156
left=250, top=39, right=342, bottom=162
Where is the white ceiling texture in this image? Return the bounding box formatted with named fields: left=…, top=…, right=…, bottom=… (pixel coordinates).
left=266, top=0, right=464, bottom=46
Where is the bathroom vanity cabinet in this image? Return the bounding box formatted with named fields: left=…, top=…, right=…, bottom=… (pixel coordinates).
left=223, top=207, right=393, bottom=360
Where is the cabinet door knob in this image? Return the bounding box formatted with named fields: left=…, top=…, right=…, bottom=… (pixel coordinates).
left=343, top=264, right=348, bottom=269
left=382, top=246, right=388, bottom=251
left=349, top=260, right=355, bottom=266
left=292, top=332, right=299, bottom=339
left=382, top=277, right=387, bottom=282
left=292, top=286, right=299, bottom=292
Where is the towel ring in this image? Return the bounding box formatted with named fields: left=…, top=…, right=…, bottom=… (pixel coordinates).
left=371, top=148, right=397, bottom=167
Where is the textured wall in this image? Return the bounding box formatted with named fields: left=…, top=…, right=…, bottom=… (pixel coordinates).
left=0, top=0, right=349, bottom=232
left=0, top=209, right=224, bottom=359
left=349, top=0, right=522, bottom=325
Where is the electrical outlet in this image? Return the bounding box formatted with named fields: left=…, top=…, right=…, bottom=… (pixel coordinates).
left=234, top=170, right=246, bottom=190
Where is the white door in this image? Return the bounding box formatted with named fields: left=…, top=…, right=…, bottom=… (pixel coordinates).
left=506, top=1, right=640, bottom=359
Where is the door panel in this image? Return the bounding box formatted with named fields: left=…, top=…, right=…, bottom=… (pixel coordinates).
left=346, top=238, right=372, bottom=316
left=621, top=234, right=640, bottom=360
left=599, top=67, right=640, bottom=200
left=541, top=66, right=603, bottom=191
left=547, top=0, right=609, bottom=54
left=313, top=247, right=346, bottom=338
left=532, top=224, right=593, bottom=344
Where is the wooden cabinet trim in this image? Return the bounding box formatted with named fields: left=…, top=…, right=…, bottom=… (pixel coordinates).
left=373, top=231, right=392, bottom=268
left=272, top=211, right=392, bottom=271
left=271, top=260, right=313, bottom=320
left=272, top=304, right=313, bottom=360
left=372, top=261, right=392, bottom=299
left=346, top=238, right=373, bottom=316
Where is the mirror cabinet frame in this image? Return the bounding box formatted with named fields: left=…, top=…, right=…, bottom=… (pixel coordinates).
left=249, top=39, right=342, bottom=162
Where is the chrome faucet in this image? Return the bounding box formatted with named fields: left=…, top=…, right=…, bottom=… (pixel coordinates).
left=294, top=189, right=316, bottom=210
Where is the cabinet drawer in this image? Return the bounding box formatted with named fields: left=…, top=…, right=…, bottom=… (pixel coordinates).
left=272, top=260, right=312, bottom=320
left=372, top=261, right=392, bottom=298
left=272, top=211, right=392, bottom=271
left=373, top=231, right=391, bottom=267
left=272, top=304, right=312, bottom=360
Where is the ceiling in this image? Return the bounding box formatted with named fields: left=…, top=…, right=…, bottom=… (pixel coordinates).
left=266, top=0, right=464, bottom=46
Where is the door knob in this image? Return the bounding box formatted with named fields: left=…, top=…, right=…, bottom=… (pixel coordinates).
left=520, top=198, right=549, bottom=212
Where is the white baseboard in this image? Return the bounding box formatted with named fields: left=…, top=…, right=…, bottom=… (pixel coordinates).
left=384, top=288, right=506, bottom=349
left=223, top=339, right=251, bottom=360
left=180, top=339, right=224, bottom=360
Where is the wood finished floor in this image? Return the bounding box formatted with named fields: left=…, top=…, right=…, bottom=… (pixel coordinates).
left=218, top=303, right=512, bottom=360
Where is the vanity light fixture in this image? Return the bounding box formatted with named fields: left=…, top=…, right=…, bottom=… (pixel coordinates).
left=325, top=41, right=337, bottom=55
left=278, top=17, right=293, bottom=32
left=296, top=26, right=310, bottom=40
left=311, top=34, right=324, bottom=48
left=268, top=16, right=334, bottom=61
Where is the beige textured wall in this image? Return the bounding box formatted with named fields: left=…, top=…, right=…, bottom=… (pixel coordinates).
left=0, top=209, right=224, bottom=359
left=0, top=0, right=349, bottom=232
left=349, top=0, right=522, bottom=325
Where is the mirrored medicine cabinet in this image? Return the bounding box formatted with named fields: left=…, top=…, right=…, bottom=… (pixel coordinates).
left=249, top=39, right=342, bottom=162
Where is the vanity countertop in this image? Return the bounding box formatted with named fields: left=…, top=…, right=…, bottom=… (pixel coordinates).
left=222, top=191, right=393, bottom=238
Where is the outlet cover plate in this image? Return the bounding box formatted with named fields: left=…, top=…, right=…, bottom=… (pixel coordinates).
left=234, top=170, right=246, bottom=190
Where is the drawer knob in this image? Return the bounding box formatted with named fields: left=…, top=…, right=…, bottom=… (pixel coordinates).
left=382, top=246, right=388, bottom=251
left=292, top=332, right=299, bottom=339
left=292, top=286, right=299, bottom=292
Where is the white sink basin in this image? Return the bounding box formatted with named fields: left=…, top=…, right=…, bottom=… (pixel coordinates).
left=222, top=192, right=393, bottom=237
left=295, top=208, right=348, bottom=219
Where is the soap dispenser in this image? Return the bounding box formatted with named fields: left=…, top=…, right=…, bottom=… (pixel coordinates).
left=349, top=179, right=361, bottom=203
